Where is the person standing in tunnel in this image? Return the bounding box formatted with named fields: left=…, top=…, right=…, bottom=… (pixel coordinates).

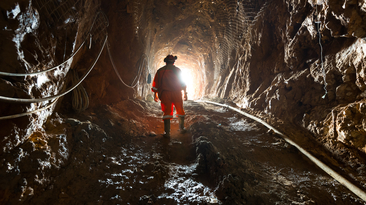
left=151, top=55, right=188, bottom=138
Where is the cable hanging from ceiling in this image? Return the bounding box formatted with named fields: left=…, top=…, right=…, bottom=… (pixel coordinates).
left=71, top=69, right=89, bottom=112
left=0, top=99, right=59, bottom=120
left=106, top=41, right=147, bottom=89
left=315, top=4, right=328, bottom=99
left=70, top=11, right=109, bottom=112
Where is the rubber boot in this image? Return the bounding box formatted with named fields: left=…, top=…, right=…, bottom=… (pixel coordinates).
left=163, top=119, right=170, bottom=138
left=178, top=116, right=187, bottom=134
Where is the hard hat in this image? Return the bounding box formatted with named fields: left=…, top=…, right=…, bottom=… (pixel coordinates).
left=164, top=55, right=177, bottom=63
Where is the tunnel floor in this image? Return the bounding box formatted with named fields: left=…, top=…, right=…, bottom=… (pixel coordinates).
left=1, top=99, right=365, bottom=204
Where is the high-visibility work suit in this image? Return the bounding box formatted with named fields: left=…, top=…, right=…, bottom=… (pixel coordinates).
left=151, top=64, right=186, bottom=120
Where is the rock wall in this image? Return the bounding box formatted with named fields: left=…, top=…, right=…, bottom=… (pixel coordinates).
left=1, top=0, right=366, bottom=166
left=2, top=0, right=366, bottom=203
left=0, top=0, right=106, bottom=203
left=216, top=0, right=366, bottom=163
left=0, top=0, right=101, bottom=154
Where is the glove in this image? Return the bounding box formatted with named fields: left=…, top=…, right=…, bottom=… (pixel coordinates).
left=154, top=92, right=159, bottom=102
left=183, top=92, right=188, bottom=101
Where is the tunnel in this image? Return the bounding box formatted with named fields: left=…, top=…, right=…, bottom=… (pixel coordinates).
left=1, top=0, right=366, bottom=204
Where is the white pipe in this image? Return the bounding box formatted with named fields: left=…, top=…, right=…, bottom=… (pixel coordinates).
left=199, top=100, right=366, bottom=202
left=0, top=98, right=58, bottom=120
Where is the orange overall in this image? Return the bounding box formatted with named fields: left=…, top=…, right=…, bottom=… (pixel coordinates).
left=152, top=64, right=186, bottom=120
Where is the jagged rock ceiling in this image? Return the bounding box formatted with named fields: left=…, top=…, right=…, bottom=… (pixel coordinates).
left=101, top=0, right=265, bottom=100
left=2, top=0, right=366, bottom=203
left=1, top=0, right=366, bottom=161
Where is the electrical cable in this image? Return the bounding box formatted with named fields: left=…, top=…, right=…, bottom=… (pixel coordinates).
left=0, top=11, right=105, bottom=77
left=0, top=35, right=108, bottom=103
left=106, top=41, right=146, bottom=88
left=71, top=69, right=89, bottom=112
left=199, top=100, right=366, bottom=203
left=315, top=5, right=328, bottom=98
left=0, top=41, right=86, bottom=77
left=0, top=98, right=58, bottom=120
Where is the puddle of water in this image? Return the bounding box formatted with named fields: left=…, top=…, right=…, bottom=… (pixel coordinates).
left=98, top=144, right=221, bottom=204
left=228, top=117, right=260, bottom=132
left=158, top=163, right=220, bottom=204
left=208, top=106, right=228, bottom=113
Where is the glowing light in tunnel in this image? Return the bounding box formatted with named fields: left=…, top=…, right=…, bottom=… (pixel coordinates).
left=179, top=67, right=196, bottom=99
left=181, top=69, right=193, bottom=90
left=155, top=55, right=204, bottom=99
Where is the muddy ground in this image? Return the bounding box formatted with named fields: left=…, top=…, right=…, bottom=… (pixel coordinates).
left=1, top=99, right=365, bottom=204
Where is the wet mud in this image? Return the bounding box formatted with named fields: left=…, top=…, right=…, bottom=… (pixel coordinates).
left=1, top=99, right=365, bottom=204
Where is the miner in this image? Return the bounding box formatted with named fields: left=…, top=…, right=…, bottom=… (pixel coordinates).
left=151, top=55, right=187, bottom=137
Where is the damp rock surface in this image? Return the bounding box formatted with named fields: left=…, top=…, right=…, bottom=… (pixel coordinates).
left=1, top=99, right=365, bottom=204
left=2, top=0, right=366, bottom=204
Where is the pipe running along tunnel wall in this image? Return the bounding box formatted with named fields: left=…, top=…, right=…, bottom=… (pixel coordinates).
left=200, top=100, right=366, bottom=203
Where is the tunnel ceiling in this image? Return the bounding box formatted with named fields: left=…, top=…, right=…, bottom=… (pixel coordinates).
left=4, top=0, right=366, bottom=203
left=135, top=0, right=263, bottom=66
left=3, top=1, right=366, bottom=199
left=102, top=0, right=265, bottom=99
left=82, top=0, right=366, bottom=165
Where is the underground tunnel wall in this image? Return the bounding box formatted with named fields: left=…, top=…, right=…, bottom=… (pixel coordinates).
left=212, top=0, right=366, bottom=166
left=0, top=0, right=104, bottom=153
left=2, top=0, right=366, bottom=179
left=105, top=0, right=366, bottom=167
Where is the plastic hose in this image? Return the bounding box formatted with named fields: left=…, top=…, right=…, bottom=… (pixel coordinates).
left=199, top=100, right=366, bottom=202
left=0, top=98, right=58, bottom=120
left=0, top=40, right=85, bottom=77
left=107, top=42, right=146, bottom=88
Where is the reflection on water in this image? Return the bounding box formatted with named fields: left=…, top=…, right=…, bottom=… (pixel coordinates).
left=228, top=117, right=260, bottom=132
left=3, top=100, right=365, bottom=204
left=98, top=146, right=221, bottom=204
left=159, top=163, right=220, bottom=204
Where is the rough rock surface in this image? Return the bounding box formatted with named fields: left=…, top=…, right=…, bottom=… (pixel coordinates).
left=2, top=0, right=366, bottom=203
left=0, top=0, right=101, bottom=156
left=1, top=99, right=365, bottom=204
left=213, top=0, right=366, bottom=170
